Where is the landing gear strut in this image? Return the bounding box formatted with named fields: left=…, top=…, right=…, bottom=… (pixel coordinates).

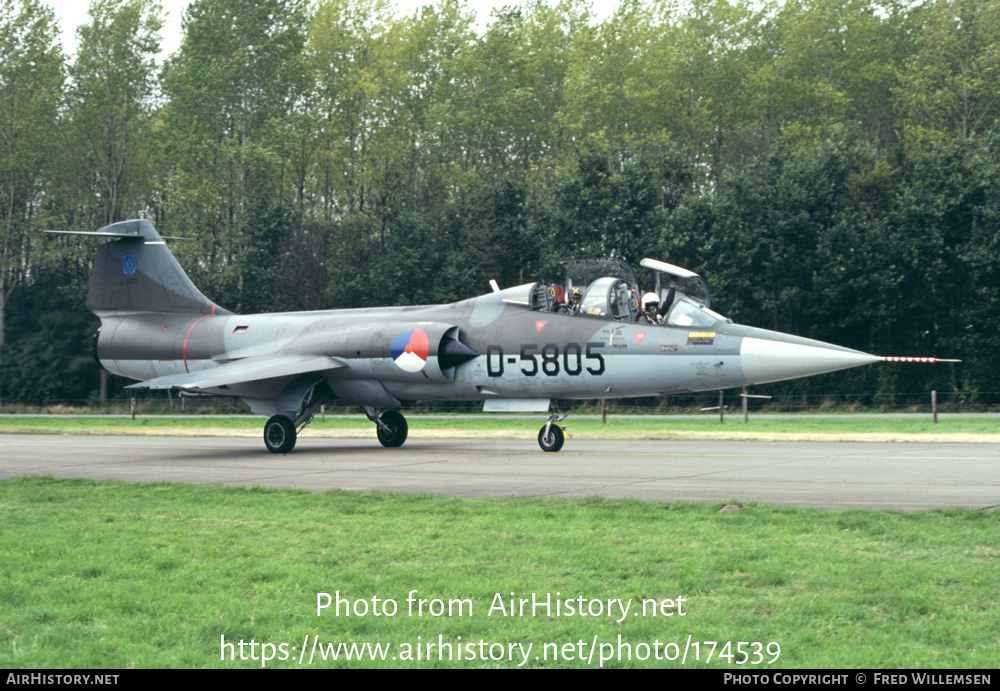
left=538, top=408, right=567, bottom=452
left=364, top=407, right=408, bottom=448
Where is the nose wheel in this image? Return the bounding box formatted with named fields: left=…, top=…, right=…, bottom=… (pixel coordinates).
left=537, top=424, right=565, bottom=452
left=538, top=408, right=567, bottom=452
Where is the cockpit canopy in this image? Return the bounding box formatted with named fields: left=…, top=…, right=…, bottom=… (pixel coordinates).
left=577, top=276, right=635, bottom=320
left=526, top=257, right=728, bottom=327
left=639, top=258, right=710, bottom=310
left=563, top=257, right=637, bottom=295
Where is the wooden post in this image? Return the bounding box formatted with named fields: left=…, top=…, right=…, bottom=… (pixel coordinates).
left=130, top=396, right=136, bottom=420
left=602, top=398, right=607, bottom=425
left=742, top=386, right=748, bottom=423
left=321, top=404, right=326, bottom=422
left=719, top=391, right=724, bottom=424
left=932, top=390, right=938, bottom=424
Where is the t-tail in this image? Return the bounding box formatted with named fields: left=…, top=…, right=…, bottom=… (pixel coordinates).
left=46, top=219, right=230, bottom=317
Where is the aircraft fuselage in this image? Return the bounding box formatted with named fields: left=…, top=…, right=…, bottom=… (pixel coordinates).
left=97, top=287, right=876, bottom=417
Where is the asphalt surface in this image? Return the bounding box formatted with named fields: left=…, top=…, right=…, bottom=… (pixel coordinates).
left=2, top=434, right=998, bottom=510
left=5, top=412, right=1000, bottom=418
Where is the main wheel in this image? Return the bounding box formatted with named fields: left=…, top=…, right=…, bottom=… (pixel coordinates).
left=376, top=410, right=408, bottom=448
left=537, top=424, right=565, bottom=452
left=264, top=415, right=297, bottom=454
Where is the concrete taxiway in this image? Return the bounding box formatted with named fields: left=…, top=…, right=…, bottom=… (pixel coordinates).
left=2, top=434, right=998, bottom=510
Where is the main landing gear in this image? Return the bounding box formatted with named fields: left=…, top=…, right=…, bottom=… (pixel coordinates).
left=263, top=386, right=326, bottom=454
left=364, top=407, right=408, bottom=448
left=264, top=404, right=410, bottom=454
left=538, top=408, right=567, bottom=452
left=264, top=415, right=297, bottom=454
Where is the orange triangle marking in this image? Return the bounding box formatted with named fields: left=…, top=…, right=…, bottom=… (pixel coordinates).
left=535, top=320, right=548, bottom=333
left=635, top=331, right=647, bottom=344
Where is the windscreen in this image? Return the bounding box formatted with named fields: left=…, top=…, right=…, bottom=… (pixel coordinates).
left=664, top=275, right=709, bottom=308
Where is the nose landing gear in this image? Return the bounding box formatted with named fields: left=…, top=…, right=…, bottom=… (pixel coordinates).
left=538, top=408, right=567, bottom=452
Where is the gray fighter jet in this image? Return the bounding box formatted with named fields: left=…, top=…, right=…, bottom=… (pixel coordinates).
left=50, top=219, right=954, bottom=453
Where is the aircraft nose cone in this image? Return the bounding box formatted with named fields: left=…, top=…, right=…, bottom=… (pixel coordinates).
left=739, top=336, right=880, bottom=385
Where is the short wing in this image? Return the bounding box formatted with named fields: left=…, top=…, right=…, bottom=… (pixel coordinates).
left=125, top=355, right=347, bottom=391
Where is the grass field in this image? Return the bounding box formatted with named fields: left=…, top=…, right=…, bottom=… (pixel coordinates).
left=1, top=476, right=997, bottom=668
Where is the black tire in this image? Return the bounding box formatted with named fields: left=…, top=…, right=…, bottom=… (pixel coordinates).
left=537, top=424, right=565, bottom=452
left=376, top=410, right=408, bottom=448
left=264, top=415, right=297, bottom=454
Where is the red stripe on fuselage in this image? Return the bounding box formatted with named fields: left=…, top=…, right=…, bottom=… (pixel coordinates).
left=183, top=315, right=210, bottom=373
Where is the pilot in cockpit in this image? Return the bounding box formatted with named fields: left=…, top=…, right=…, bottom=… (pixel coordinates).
left=638, top=279, right=678, bottom=324
left=568, top=287, right=582, bottom=314
left=549, top=285, right=569, bottom=314
left=638, top=292, right=661, bottom=325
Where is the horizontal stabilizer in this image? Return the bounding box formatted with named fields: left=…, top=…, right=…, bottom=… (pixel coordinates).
left=42, top=219, right=188, bottom=241
left=44, top=230, right=148, bottom=238
left=126, top=355, right=347, bottom=391
left=44, top=229, right=190, bottom=240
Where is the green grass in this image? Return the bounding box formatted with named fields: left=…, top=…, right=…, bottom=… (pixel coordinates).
left=0, top=414, right=997, bottom=438
left=1, top=477, right=997, bottom=668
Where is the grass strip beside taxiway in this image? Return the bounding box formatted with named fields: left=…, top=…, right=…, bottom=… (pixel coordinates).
left=1, top=415, right=998, bottom=443
left=0, top=476, right=997, bottom=668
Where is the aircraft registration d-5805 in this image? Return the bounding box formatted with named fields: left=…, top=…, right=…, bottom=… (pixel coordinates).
left=51, top=220, right=955, bottom=453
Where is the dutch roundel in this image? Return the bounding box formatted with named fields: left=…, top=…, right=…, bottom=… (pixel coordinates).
left=391, top=328, right=429, bottom=373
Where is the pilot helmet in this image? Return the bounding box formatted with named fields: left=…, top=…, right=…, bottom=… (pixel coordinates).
left=642, top=292, right=659, bottom=313
left=569, top=287, right=582, bottom=303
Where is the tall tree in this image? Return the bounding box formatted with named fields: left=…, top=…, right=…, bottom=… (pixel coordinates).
left=760, top=0, right=907, bottom=145
left=0, top=0, right=63, bottom=403
left=557, top=0, right=664, bottom=167
left=898, top=0, right=1000, bottom=143
left=65, top=0, right=163, bottom=227
left=160, top=0, right=307, bottom=309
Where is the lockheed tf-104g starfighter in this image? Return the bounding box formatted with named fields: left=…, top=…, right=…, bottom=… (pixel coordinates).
left=49, top=220, right=954, bottom=453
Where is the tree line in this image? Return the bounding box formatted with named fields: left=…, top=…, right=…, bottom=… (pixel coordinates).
left=1, top=0, right=998, bottom=405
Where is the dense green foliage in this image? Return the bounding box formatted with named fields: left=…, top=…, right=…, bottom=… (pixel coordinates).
left=1, top=0, right=998, bottom=403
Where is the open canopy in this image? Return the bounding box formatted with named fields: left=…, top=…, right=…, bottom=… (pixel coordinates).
left=524, top=256, right=726, bottom=327
left=639, top=257, right=711, bottom=309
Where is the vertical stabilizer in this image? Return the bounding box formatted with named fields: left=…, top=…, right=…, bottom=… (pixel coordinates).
left=81, top=220, right=230, bottom=316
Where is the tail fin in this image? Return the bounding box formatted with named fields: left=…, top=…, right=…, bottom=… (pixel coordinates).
left=50, top=220, right=230, bottom=316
